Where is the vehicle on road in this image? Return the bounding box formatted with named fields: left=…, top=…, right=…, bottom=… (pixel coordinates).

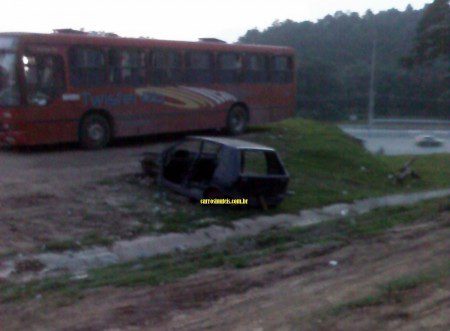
left=415, top=135, right=444, bottom=147
left=0, top=32, right=295, bottom=149
left=141, top=136, right=290, bottom=208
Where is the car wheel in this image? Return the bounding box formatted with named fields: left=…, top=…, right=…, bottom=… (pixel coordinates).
left=226, top=105, right=248, bottom=135
left=204, top=188, right=223, bottom=199
left=79, top=114, right=111, bottom=149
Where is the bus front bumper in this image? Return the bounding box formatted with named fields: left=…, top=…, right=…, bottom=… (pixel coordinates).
left=0, top=131, right=26, bottom=147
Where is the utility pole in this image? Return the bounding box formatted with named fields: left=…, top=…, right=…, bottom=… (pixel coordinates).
left=368, top=35, right=377, bottom=129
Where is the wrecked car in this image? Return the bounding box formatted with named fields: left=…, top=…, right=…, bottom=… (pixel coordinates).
left=141, top=136, right=289, bottom=208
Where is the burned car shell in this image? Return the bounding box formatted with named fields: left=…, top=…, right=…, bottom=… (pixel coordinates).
left=141, top=136, right=290, bottom=207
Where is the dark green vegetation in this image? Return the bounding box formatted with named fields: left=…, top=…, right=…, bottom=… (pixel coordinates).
left=2, top=197, right=447, bottom=303
left=239, top=3, right=449, bottom=120
left=407, top=0, right=450, bottom=66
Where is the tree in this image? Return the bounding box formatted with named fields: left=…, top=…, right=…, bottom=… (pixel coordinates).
left=238, top=6, right=447, bottom=120
left=413, top=0, right=450, bottom=64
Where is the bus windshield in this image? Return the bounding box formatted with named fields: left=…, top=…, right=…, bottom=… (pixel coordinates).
left=0, top=52, right=20, bottom=106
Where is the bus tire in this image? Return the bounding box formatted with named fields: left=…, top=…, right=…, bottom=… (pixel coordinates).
left=226, top=105, right=248, bottom=135
left=79, top=114, right=111, bottom=149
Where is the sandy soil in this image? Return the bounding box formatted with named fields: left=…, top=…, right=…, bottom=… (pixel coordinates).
left=1, top=211, right=449, bottom=331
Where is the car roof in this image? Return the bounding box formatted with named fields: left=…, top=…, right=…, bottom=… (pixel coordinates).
left=189, top=136, right=275, bottom=151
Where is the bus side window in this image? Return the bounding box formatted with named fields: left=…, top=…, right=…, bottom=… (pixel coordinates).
left=261, top=56, right=271, bottom=83
left=69, top=47, right=106, bottom=87
left=217, top=53, right=241, bottom=84
left=271, top=56, right=293, bottom=84
left=167, top=51, right=183, bottom=84
left=23, top=54, right=65, bottom=106
left=110, top=49, right=145, bottom=86
left=244, top=54, right=269, bottom=83
left=185, top=52, right=213, bottom=84
left=148, top=50, right=166, bottom=86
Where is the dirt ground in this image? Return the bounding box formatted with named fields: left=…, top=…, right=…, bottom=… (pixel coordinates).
left=0, top=138, right=183, bottom=256
left=1, top=210, right=449, bottom=330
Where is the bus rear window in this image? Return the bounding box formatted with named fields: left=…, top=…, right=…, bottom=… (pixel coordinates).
left=69, top=48, right=106, bottom=87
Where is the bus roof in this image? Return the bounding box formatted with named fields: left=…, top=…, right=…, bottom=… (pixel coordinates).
left=0, top=32, right=294, bottom=55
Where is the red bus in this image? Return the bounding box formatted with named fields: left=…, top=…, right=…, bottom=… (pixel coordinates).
left=0, top=32, right=295, bottom=149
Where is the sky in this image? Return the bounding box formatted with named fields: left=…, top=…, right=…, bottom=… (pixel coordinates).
left=1, top=0, right=431, bottom=43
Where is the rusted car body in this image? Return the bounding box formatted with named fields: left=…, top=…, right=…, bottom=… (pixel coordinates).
left=141, top=136, right=289, bottom=207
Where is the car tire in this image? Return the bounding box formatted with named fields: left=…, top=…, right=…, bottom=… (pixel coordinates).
left=204, top=188, right=223, bottom=199
left=79, top=114, right=111, bottom=149
left=226, top=105, right=248, bottom=135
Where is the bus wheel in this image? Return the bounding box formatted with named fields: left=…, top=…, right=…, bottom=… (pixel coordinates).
left=79, top=114, right=111, bottom=149
left=226, top=105, right=248, bottom=135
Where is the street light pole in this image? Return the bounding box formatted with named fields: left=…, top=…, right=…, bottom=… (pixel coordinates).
left=368, top=35, right=377, bottom=129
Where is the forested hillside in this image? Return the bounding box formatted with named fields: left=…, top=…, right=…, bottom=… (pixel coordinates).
left=239, top=5, right=449, bottom=120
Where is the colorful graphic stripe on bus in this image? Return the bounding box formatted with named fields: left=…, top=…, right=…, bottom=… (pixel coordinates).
left=135, top=86, right=237, bottom=110
left=81, top=87, right=237, bottom=110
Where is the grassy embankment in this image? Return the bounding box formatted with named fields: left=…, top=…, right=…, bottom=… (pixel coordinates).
left=146, top=118, right=450, bottom=229
left=246, top=119, right=450, bottom=212
left=42, top=118, right=450, bottom=247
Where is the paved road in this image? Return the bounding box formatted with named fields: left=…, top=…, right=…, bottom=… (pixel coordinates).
left=340, top=125, right=450, bottom=155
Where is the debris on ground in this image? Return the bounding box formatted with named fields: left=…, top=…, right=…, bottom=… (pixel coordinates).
left=394, top=158, right=421, bottom=185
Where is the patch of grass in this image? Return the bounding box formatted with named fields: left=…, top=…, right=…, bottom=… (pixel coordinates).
left=344, top=202, right=440, bottom=238
left=333, top=262, right=450, bottom=315
left=0, top=250, right=17, bottom=260
left=159, top=210, right=200, bottom=232
left=154, top=119, right=449, bottom=226
left=0, top=250, right=244, bottom=302
left=43, top=233, right=114, bottom=252
left=96, top=177, right=118, bottom=186
left=245, top=119, right=450, bottom=213
left=43, top=240, right=81, bottom=252
left=381, top=154, right=450, bottom=192
left=245, top=120, right=395, bottom=212
left=158, top=209, right=239, bottom=233
left=255, top=231, right=295, bottom=249
left=80, top=233, right=114, bottom=247
left=332, top=295, right=383, bottom=314
left=228, top=255, right=252, bottom=269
